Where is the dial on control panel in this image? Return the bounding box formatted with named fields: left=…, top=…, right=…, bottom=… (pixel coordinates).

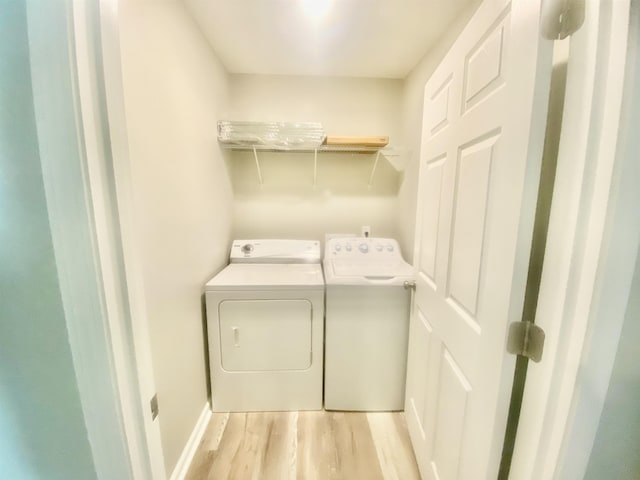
left=332, top=240, right=397, bottom=255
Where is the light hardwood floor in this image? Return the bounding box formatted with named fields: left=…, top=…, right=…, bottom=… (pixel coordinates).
left=185, top=411, right=421, bottom=480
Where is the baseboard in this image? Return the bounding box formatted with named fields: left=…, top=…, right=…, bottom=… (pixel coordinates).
left=169, top=402, right=212, bottom=480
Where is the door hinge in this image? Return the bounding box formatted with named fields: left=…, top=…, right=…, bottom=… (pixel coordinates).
left=403, top=280, right=416, bottom=291
left=150, top=394, right=159, bottom=420
left=507, top=322, right=545, bottom=362
left=540, top=0, right=585, bottom=40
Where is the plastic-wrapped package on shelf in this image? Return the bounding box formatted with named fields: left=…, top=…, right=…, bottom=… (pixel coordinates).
left=217, top=121, right=326, bottom=149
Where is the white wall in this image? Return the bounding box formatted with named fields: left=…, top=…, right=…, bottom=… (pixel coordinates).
left=119, top=0, right=233, bottom=473
left=584, top=250, right=640, bottom=479
left=555, top=9, right=640, bottom=476
left=584, top=21, right=640, bottom=476
left=0, top=1, right=96, bottom=477
left=227, top=74, right=403, bottom=242
left=397, top=0, right=481, bottom=260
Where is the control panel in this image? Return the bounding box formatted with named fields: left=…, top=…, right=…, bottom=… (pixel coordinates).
left=230, top=239, right=321, bottom=263
left=325, top=237, right=401, bottom=260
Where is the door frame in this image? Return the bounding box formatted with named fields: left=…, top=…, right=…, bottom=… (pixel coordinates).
left=74, top=0, right=169, bottom=477
left=510, top=0, right=639, bottom=478
left=28, top=0, right=167, bottom=478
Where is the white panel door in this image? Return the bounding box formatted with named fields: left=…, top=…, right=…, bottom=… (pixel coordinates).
left=404, top=0, right=552, bottom=478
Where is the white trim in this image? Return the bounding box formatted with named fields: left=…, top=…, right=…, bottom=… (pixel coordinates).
left=510, top=1, right=637, bottom=478
left=169, top=404, right=212, bottom=480
left=72, top=0, right=160, bottom=478
left=28, top=0, right=168, bottom=478
left=552, top=2, right=640, bottom=476
left=90, top=0, right=169, bottom=478
left=96, top=2, right=169, bottom=477
left=26, top=0, right=137, bottom=478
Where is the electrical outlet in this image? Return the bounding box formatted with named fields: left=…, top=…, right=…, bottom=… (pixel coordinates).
left=361, top=225, right=371, bottom=237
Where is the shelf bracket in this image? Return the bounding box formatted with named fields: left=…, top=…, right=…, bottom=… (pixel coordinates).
left=313, top=149, right=318, bottom=187
left=252, top=147, right=264, bottom=185
left=368, top=151, right=382, bottom=188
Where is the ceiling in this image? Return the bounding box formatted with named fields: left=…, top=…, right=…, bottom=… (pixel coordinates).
left=182, top=0, right=477, bottom=79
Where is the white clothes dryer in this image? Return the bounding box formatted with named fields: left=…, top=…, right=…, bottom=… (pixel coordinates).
left=205, top=240, right=324, bottom=412
left=323, top=236, right=414, bottom=411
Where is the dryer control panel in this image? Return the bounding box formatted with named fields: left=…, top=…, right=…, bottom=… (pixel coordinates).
left=230, top=239, right=321, bottom=264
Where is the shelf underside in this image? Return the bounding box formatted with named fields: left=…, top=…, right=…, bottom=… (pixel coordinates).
left=220, top=143, right=398, bottom=155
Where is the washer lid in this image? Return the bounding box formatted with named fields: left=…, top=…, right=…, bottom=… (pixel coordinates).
left=323, top=259, right=414, bottom=286
left=205, top=263, right=324, bottom=291
left=230, top=239, right=321, bottom=264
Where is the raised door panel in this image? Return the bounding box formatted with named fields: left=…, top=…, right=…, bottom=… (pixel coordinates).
left=431, top=350, right=472, bottom=480
left=419, top=156, right=447, bottom=286
left=427, top=75, right=454, bottom=137
left=405, top=310, right=432, bottom=434
left=447, top=133, right=500, bottom=320
left=461, top=8, right=509, bottom=113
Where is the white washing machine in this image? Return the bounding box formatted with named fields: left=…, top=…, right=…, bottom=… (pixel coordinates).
left=205, top=239, right=324, bottom=412
left=323, top=236, right=414, bottom=411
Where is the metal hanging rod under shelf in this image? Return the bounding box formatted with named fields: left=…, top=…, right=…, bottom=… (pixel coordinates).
left=219, top=143, right=394, bottom=154
left=222, top=144, right=406, bottom=187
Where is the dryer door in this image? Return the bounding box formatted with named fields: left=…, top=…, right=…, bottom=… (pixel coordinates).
left=219, top=299, right=312, bottom=371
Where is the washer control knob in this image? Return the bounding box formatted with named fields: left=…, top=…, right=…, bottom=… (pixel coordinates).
left=376, top=244, right=383, bottom=252
left=386, top=244, right=394, bottom=252
left=345, top=243, right=352, bottom=252
left=335, top=244, right=342, bottom=252
left=359, top=243, right=369, bottom=253
left=241, top=243, right=254, bottom=254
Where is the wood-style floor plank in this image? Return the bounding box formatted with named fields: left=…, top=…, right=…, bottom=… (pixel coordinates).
left=259, top=412, right=297, bottom=480
left=206, top=413, right=247, bottom=480
left=206, top=412, right=229, bottom=451
left=392, top=412, right=420, bottom=474
left=185, top=410, right=420, bottom=480
left=186, top=412, right=229, bottom=479
left=367, top=412, right=421, bottom=480
left=330, top=411, right=385, bottom=480
left=296, top=411, right=337, bottom=480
